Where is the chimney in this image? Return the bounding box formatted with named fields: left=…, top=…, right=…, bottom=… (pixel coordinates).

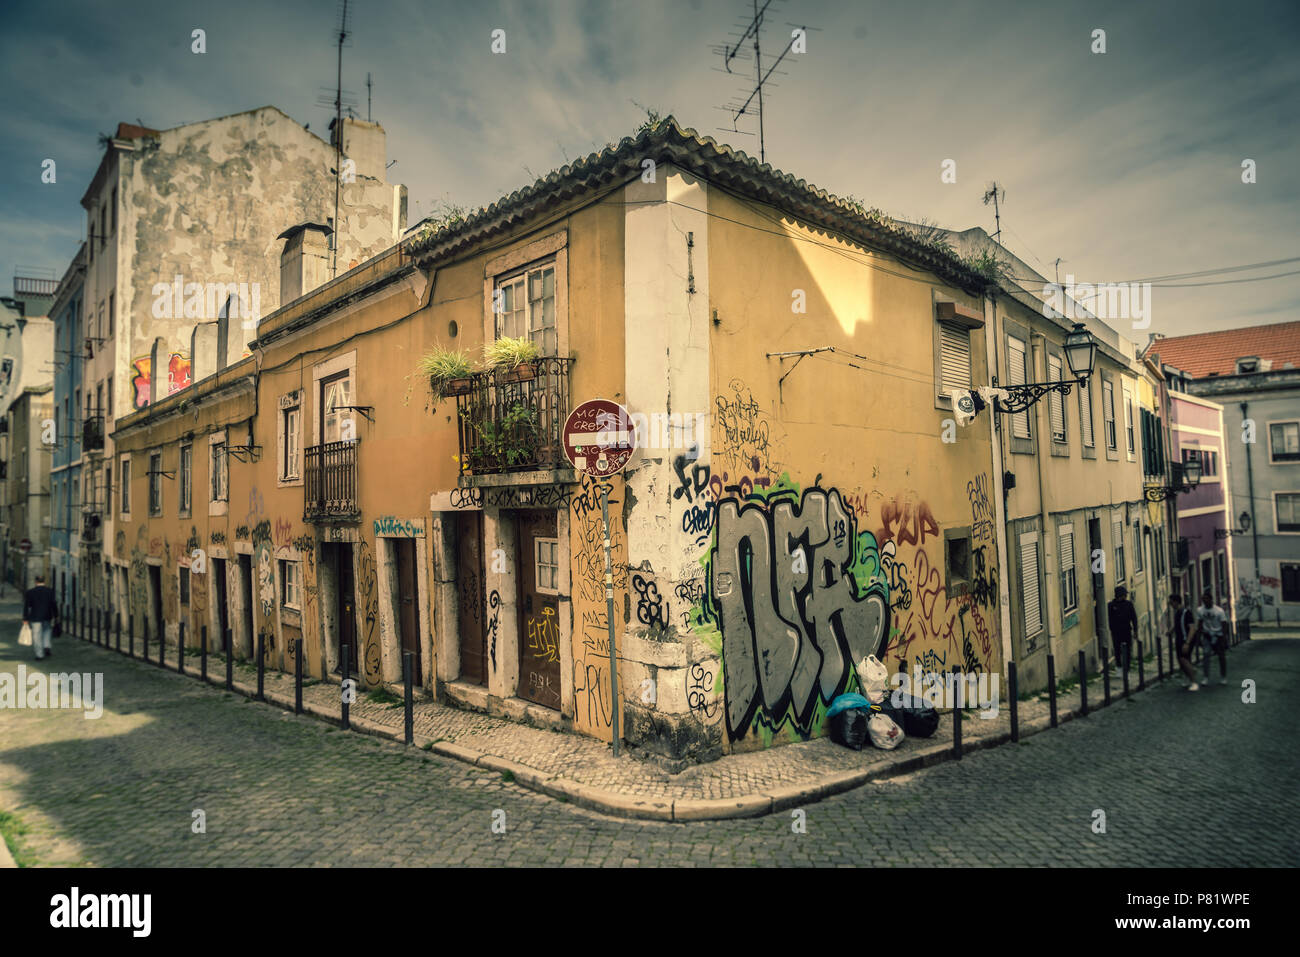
left=329, top=117, right=388, bottom=182
left=278, top=223, right=333, bottom=305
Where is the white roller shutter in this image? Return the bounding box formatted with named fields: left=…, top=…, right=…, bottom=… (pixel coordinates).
left=939, top=321, right=972, bottom=394
left=1048, top=355, right=1066, bottom=441
left=1079, top=378, right=1095, bottom=447
left=1019, top=531, right=1042, bottom=637
left=1008, top=336, right=1030, bottom=439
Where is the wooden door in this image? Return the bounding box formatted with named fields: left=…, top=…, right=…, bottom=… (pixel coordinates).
left=455, top=511, right=487, bottom=685
left=516, top=511, right=561, bottom=710
left=238, top=554, right=254, bottom=657
left=333, top=543, right=358, bottom=675
left=394, top=538, right=422, bottom=685
left=213, top=557, right=229, bottom=651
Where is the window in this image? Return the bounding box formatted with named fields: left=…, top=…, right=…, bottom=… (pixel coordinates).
left=1019, top=532, right=1042, bottom=638
left=1282, top=563, right=1300, bottom=603
left=320, top=372, right=353, bottom=444
left=1184, top=446, right=1219, bottom=477
left=1133, top=521, right=1144, bottom=573
left=103, top=463, right=111, bottom=511
left=1007, top=336, right=1030, bottom=439
left=1270, top=422, right=1300, bottom=463
left=1123, top=386, right=1135, bottom=455
left=210, top=439, right=228, bottom=502
left=946, top=534, right=972, bottom=589
left=1276, top=492, right=1300, bottom=533
left=1216, top=551, right=1227, bottom=604
left=96, top=382, right=102, bottom=419
left=1047, top=355, right=1067, bottom=443
left=119, top=456, right=131, bottom=515
left=281, top=560, right=302, bottom=610
left=937, top=321, right=972, bottom=397
left=535, top=537, right=560, bottom=594
left=1113, top=519, right=1126, bottom=583
left=108, top=292, right=114, bottom=336
left=1154, top=526, right=1166, bottom=577
left=1059, top=525, right=1078, bottom=615
left=148, top=451, right=163, bottom=515
left=281, top=405, right=301, bottom=479
left=1102, top=380, right=1117, bottom=449
left=179, top=444, right=192, bottom=513
left=494, top=261, right=557, bottom=355
left=1200, top=556, right=1213, bottom=597
left=1078, top=377, right=1095, bottom=448
left=180, top=567, right=190, bottom=605
left=106, top=376, right=113, bottom=420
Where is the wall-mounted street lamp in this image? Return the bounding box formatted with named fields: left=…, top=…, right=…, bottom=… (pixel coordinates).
left=1145, top=457, right=1202, bottom=502
left=1215, top=510, right=1252, bottom=539
left=989, top=322, right=1098, bottom=416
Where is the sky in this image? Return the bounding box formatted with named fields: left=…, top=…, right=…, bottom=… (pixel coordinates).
left=2, top=0, right=1298, bottom=339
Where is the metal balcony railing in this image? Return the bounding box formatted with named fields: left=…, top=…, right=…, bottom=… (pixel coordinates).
left=304, top=439, right=360, bottom=521
left=83, top=415, right=104, bottom=451
left=81, top=511, right=101, bottom=543
left=455, top=357, right=571, bottom=475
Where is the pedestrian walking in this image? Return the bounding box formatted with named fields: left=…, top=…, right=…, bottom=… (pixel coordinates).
left=22, top=573, right=59, bottom=661
left=1190, top=589, right=1229, bottom=685
left=1168, top=593, right=1199, bottom=691
left=1107, top=585, right=1138, bottom=673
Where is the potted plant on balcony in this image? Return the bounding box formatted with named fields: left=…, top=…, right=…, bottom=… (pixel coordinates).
left=419, top=347, right=475, bottom=400
left=468, top=400, right=542, bottom=471
left=484, top=336, right=540, bottom=384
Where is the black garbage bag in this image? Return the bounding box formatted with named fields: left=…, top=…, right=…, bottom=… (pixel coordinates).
left=879, top=692, right=940, bottom=739
left=830, top=708, right=870, bottom=750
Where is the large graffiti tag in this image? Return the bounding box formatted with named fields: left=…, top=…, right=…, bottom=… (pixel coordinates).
left=711, top=484, right=890, bottom=742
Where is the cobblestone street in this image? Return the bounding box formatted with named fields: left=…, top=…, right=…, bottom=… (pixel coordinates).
left=3, top=603, right=1297, bottom=867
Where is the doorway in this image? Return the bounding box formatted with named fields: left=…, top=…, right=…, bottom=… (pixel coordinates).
left=516, top=511, right=560, bottom=710
left=393, top=538, right=422, bottom=686
left=324, top=542, right=358, bottom=676
left=1088, top=518, right=1105, bottom=645
left=238, top=554, right=255, bottom=658
left=148, top=565, right=163, bottom=646
left=212, top=557, right=229, bottom=652
left=455, top=512, right=487, bottom=685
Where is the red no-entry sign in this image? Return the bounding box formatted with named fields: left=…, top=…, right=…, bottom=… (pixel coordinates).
left=563, top=399, right=637, bottom=477
left=18, top=539, right=31, bottom=554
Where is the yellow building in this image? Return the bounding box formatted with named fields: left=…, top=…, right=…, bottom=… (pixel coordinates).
left=112, top=119, right=1016, bottom=760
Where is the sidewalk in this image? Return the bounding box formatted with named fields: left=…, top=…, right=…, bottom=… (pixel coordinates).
left=43, top=612, right=1240, bottom=822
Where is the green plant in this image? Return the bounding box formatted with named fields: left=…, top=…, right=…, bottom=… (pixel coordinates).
left=418, top=347, right=473, bottom=379
left=483, top=336, right=540, bottom=370
left=501, top=770, right=515, bottom=783
left=367, top=687, right=405, bottom=708
left=470, top=400, right=542, bottom=469
left=0, top=811, right=35, bottom=867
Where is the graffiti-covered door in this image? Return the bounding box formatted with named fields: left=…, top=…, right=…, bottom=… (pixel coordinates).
left=238, top=554, right=255, bottom=657
left=455, top=511, right=487, bottom=685
left=516, top=511, right=561, bottom=710
left=148, top=565, right=163, bottom=646
left=1088, top=518, right=1105, bottom=642
left=394, top=538, right=422, bottom=686
left=331, top=543, right=359, bottom=676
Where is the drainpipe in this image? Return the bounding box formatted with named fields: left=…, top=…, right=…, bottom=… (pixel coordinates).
left=1030, top=332, right=1058, bottom=664
left=1240, top=400, right=1261, bottom=620
left=984, top=291, right=1015, bottom=678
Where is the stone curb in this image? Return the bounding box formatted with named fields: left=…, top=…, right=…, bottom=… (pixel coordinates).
left=69, top=631, right=1214, bottom=822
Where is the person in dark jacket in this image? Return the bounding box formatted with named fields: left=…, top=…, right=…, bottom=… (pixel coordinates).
left=23, top=574, right=59, bottom=660
left=1168, top=593, right=1199, bottom=690
left=1106, top=585, right=1138, bottom=672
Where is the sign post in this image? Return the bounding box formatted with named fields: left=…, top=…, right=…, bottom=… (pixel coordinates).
left=563, top=399, right=637, bottom=757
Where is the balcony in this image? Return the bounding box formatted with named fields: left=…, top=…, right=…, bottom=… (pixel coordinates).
left=455, top=357, right=571, bottom=476
left=304, top=439, right=360, bottom=521
left=83, top=415, right=105, bottom=452
left=82, top=511, right=101, bottom=543
left=1172, top=537, right=1190, bottom=570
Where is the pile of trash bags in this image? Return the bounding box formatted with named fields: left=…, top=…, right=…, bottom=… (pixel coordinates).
left=827, top=655, right=941, bottom=751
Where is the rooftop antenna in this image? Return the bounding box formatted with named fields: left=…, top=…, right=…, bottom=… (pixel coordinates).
left=982, top=182, right=1006, bottom=246
left=711, top=0, right=816, bottom=164
left=366, top=72, right=372, bottom=122
left=320, top=0, right=352, bottom=279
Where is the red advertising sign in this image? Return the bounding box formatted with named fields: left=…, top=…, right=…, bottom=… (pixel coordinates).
left=563, top=400, right=637, bottom=477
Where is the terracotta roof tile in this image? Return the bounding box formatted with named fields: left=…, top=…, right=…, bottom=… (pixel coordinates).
left=1150, top=320, right=1300, bottom=377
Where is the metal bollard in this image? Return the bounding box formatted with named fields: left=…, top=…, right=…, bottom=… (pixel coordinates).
left=342, top=644, right=351, bottom=731
left=294, top=636, right=303, bottom=715
left=403, top=651, right=414, bottom=746
left=1008, top=661, right=1019, bottom=743
left=256, top=633, right=265, bottom=701
left=1121, top=644, right=1131, bottom=697
left=80, top=604, right=85, bottom=641
left=128, top=614, right=135, bottom=658
left=1137, top=639, right=1145, bottom=691
left=951, top=666, right=963, bottom=759
left=201, top=625, right=208, bottom=683
left=143, top=618, right=150, bottom=662
left=115, top=612, right=121, bottom=653
left=1101, top=645, right=1111, bottom=706
left=1078, top=649, right=1088, bottom=717
left=1157, top=631, right=1164, bottom=680
left=178, top=621, right=185, bottom=674
left=1047, top=654, right=1058, bottom=728
left=225, top=629, right=233, bottom=690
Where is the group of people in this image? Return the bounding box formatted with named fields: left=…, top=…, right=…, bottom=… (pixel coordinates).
left=1106, top=585, right=1229, bottom=692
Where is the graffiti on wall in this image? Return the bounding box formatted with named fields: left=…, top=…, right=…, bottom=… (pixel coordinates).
left=486, top=589, right=500, bottom=671
left=356, top=539, right=381, bottom=684
left=130, top=353, right=193, bottom=409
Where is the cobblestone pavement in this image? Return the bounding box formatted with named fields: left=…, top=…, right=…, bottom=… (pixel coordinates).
left=3, top=597, right=1297, bottom=866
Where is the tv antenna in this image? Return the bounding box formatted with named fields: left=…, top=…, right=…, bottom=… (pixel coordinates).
left=982, top=182, right=1006, bottom=246
left=318, top=0, right=353, bottom=279
left=711, top=0, right=816, bottom=164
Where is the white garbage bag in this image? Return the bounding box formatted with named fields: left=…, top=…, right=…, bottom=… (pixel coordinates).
left=868, top=712, right=904, bottom=750
left=856, top=654, right=890, bottom=704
